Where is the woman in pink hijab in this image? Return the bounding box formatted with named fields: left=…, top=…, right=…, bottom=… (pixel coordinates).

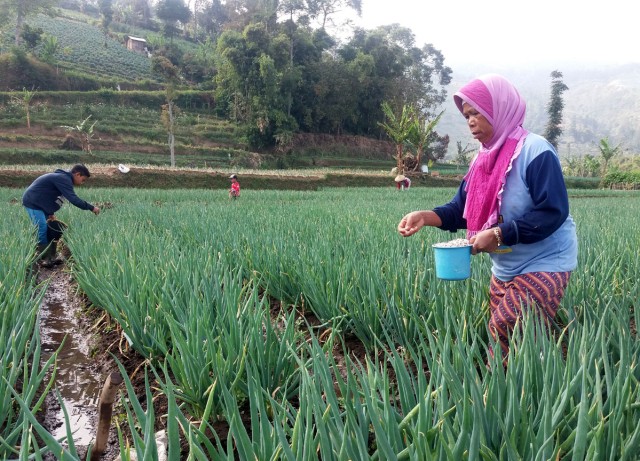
left=397, top=74, right=578, bottom=361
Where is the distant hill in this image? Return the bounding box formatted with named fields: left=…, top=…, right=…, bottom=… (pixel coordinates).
left=438, top=63, right=640, bottom=158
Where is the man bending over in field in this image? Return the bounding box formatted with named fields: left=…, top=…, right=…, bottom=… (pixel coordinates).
left=23, top=164, right=100, bottom=267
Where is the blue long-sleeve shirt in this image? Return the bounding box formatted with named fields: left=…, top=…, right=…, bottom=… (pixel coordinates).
left=22, top=169, right=94, bottom=216
left=433, top=133, right=578, bottom=280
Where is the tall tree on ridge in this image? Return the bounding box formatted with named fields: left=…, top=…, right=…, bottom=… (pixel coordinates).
left=198, top=0, right=228, bottom=38
left=544, top=70, right=569, bottom=150
left=306, top=0, right=362, bottom=29
left=339, top=25, right=451, bottom=136
left=5, top=0, right=57, bottom=46
left=99, top=0, right=114, bottom=46
left=153, top=56, right=181, bottom=167
left=156, top=0, right=192, bottom=41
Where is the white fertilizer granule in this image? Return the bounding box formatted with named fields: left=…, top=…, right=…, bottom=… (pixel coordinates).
left=432, top=238, right=471, bottom=248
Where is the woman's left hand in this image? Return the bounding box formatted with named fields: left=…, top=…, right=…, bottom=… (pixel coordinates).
left=470, top=229, right=501, bottom=255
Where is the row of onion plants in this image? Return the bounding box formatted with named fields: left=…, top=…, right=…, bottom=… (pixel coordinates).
left=20, top=187, right=640, bottom=459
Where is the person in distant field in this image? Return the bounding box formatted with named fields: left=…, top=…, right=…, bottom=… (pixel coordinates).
left=397, top=74, right=578, bottom=362
left=22, top=164, right=100, bottom=267
left=229, top=174, right=240, bottom=199
left=395, top=174, right=411, bottom=190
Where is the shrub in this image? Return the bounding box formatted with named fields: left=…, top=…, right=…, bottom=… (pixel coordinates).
left=601, top=171, right=640, bottom=189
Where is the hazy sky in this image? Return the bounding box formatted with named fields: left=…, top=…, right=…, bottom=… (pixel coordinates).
left=340, top=0, right=638, bottom=68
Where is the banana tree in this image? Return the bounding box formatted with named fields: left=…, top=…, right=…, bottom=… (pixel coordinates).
left=11, top=87, right=37, bottom=130
left=378, top=102, right=415, bottom=174
left=597, top=137, right=622, bottom=174
left=407, top=110, right=444, bottom=171
left=61, top=115, right=98, bottom=153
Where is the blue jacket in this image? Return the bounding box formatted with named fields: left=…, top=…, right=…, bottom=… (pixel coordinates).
left=434, top=134, right=578, bottom=281
left=22, top=169, right=94, bottom=216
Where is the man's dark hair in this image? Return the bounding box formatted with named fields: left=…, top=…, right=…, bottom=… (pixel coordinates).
left=71, top=164, right=91, bottom=177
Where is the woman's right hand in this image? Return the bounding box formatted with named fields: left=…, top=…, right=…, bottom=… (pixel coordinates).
left=398, top=210, right=443, bottom=237
left=398, top=211, right=426, bottom=237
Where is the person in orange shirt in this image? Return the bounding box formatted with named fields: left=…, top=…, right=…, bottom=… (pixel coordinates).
left=229, top=174, right=240, bottom=199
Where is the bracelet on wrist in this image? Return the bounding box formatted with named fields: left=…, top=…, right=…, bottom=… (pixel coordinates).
left=493, top=227, right=502, bottom=247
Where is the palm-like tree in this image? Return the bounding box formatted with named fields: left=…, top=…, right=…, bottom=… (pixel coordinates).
left=378, top=102, right=415, bottom=173
left=11, top=87, right=37, bottom=130
left=597, top=137, right=622, bottom=174
left=407, top=111, right=443, bottom=171
left=61, top=116, right=98, bottom=154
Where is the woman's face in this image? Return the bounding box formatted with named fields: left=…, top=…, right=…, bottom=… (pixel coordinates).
left=462, top=103, right=493, bottom=145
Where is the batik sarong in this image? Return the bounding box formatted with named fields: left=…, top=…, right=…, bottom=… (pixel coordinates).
left=489, top=271, right=571, bottom=358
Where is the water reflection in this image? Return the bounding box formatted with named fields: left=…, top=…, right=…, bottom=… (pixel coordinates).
left=39, top=271, right=100, bottom=446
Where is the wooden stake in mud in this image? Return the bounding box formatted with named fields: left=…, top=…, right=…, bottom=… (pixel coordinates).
left=90, top=372, right=123, bottom=461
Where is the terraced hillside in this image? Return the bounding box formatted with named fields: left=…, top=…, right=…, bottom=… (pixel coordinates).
left=0, top=99, right=251, bottom=169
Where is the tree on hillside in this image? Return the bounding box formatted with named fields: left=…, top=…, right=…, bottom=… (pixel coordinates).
left=114, top=0, right=151, bottom=27
left=5, top=0, right=57, bottom=46
left=423, top=132, right=449, bottom=162
left=20, top=23, right=43, bottom=49
left=215, top=22, right=299, bottom=149
left=61, top=116, right=98, bottom=154
left=544, top=70, right=569, bottom=149
left=0, top=2, right=10, bottom=30
left=218, top=0, right=279, bottom=32
left=152, top=56, right=180, bottom=167
left=132, top=0, right=153, bottom=27
left=597, top=137, right=622, bottom=174
left=305, top=0, right=362, bottom=29
left=39, top=34, right=60, bottom=66
left=99, top=0, right=114, bottom=46
left=305, top=48, right=362, bottom=134
left=10, top=87, right=37, bottom=130
left=198, top=0, right=228, bottom=38
left=209, top=5, right=451, bottom=149
left=155, top=0, right=192, bottom=41
left=339, top=25, right=451, bottom=136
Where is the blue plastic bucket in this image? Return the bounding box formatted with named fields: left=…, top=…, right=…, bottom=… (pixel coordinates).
left=432, top=244, right=472, bottom=281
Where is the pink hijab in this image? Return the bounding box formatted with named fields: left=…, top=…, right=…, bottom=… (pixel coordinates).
left=454, top=74, right=528, bottom=236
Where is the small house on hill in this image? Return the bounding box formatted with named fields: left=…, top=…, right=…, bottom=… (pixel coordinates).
left=125, top=36, right=147, bottom=54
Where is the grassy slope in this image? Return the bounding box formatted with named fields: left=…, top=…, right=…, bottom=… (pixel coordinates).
left=0, top=95, right=251, bottom=166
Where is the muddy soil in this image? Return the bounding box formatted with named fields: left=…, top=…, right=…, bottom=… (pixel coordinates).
left=36, top=260, right=129, bottom=461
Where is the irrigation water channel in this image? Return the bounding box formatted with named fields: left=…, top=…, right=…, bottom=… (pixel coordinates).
left=38, top=263, right=101, bottom=451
